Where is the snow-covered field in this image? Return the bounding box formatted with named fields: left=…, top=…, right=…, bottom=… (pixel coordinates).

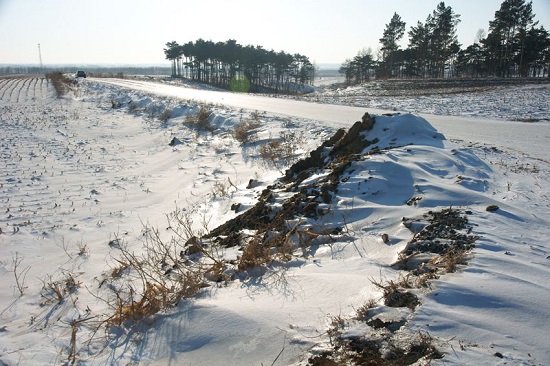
left=305, top=79, right=550, bottom=123
left=0, top=75, right=549, bottom=365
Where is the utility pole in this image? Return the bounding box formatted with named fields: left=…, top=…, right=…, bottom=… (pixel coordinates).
left=38, top=43, right=43, bottom=73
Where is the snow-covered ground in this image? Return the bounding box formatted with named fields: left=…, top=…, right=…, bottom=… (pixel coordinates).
left=305, top=80, right=550, bottom=123
left=0, top=76, right=549, bottom=365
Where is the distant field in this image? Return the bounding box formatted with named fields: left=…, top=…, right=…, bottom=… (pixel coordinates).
left=313, top=68, right=344, bottom=86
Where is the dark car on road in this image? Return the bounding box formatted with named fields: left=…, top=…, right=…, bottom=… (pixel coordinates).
left=76, top=70, right=86, bottom=78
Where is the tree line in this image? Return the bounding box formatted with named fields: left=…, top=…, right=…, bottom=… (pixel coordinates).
left=341, top=0, right=550, bottom=84
left=164, top=39, right=315, bottom=93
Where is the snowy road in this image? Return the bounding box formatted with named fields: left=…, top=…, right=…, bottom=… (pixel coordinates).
left=96, top=79, right=550, bottom=161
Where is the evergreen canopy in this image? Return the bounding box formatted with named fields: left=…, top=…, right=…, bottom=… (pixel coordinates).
left=341, top=0, right=549, bottom=83
left=164, top=39, right=315, bottom=93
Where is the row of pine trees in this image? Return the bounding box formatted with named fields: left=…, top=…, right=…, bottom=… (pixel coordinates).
left=164, top=0, right=549, bottom=92
left=163, top=39, right=315, bottom=93
left=341, top=0, right=549, bottom=84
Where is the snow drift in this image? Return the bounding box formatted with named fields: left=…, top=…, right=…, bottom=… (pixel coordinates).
left=0, top=76, right=549, bottom=366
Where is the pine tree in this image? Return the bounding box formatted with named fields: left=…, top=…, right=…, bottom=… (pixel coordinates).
left=522, top=26, right=550, bottom=77
left=428, top=2, right=461, bottom=78
left=163, top=41, right=180, bottom=77
left=379, top=12, right=406, bottom=78
left=408, top=21, right=431, bottom=77
left=485, top=0, right=535, bottom=77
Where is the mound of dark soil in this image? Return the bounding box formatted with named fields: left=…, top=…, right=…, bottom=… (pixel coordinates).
left=206, top=113, right=377, bottom=242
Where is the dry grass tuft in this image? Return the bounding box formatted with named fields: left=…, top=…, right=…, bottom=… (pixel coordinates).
left=233, top=119, right=260, bottom=143
left=40, top=272, right=81, bottom=304
left=441, top=246, right=469, bottom=273
left=107, top=277, right=200, bottom=327
left=237, top=221, right=299, bottom=271
left=104, top=235, right=207, bottom=328
left=259, top=141, right=284, bottom=164
left=371, top=278, right=420, bottom=310
left=98, top=208, right=231, bottom=329
left=159, top=108, right=172, bottom=122
left=259, top=130, right=305, bottom=169
left=355, top=298, right=378, bottom=320
left=11, top=252, right=30, bottom=296
left=211, top=180, right=230, bottom=198
left=185, top=106, right=213, bottom=132
left=238, top=236, right=273, bottom=271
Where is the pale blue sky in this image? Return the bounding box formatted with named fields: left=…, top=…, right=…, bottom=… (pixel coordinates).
left=1, top=0, right=549, bottom=66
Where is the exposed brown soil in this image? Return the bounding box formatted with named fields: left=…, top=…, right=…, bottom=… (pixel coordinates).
left=205, top=113, right=377, bottom=245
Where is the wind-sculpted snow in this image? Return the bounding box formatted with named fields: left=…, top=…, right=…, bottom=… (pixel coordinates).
left=0, top=78, right=549, bottom=366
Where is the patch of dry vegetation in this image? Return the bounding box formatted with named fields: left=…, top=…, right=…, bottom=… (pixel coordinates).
left=98, top=227, right=214, bottom=328
left=311, top=309, right=442, bottom=366
left=372, top=278, right=420, bottom=310
left=40, top=272, right=81, bottom=305
left=185, top=105, right=214, bottom=132
left=88, top=72, right=126, bottom=79
left=11, top=252, right=30, bottom=296
left=158, top=108, right=172, bottom=123
left=258, top=130, right=306, bottom=170
left=233, top=111, right=261, bottom=143
left=45, top=72, right=73, bottom=98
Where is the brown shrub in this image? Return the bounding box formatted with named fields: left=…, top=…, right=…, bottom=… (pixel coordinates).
left=186, top=106, right=213, bottom=132
left=233, top=119, right=259, bottom=143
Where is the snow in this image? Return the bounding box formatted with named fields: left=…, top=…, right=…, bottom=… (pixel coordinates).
left=97, top=78, right=550, bottom=161
left=0, top=75, right=549, bottom=365
left=310, top=82, right=550, bottom=123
